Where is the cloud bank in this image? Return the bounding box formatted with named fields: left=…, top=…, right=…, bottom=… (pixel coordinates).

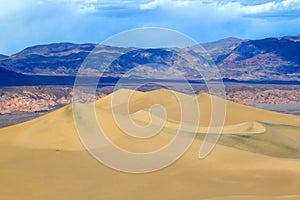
left=0, top=0, right=299, bottom=55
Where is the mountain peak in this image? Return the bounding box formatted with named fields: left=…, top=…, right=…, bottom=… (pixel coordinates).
left=14, top=42, right=96, bottom=57
left=201, top=37, right=243, bottom=50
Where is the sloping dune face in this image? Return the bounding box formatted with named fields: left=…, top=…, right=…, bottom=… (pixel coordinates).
left=1, top=89, right=300, bottom=200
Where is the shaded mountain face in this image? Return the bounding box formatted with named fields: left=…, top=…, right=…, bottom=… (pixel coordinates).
left=0, top=35, right=299, bottom=81
left=283, top=35, right=300, bottom=42
left=0, top=54, right=8, bottom=60
left=201, top=37, right=243, bottom=62
left=0, top=67, right=25, bottom=86
left=109, top=49, right=179, bottom=73
left=0, top=43, right=129, bottom=76
left=216, top=37, right=300, bottom=80
left=0, top=43, right=94, bottom=75
left=108, top=48, right=204, bottom=79
left=0, top=67, right=77, bottom=86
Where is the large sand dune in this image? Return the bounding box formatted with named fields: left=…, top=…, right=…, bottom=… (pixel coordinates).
left=1, top=89, right=300, bottom=199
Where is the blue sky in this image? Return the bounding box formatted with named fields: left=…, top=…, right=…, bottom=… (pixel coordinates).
left=0, top=0, right=300, bottom=55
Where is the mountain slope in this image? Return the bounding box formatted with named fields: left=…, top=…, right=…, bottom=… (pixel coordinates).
left=0, top=34, right=300, bottom=81
left=0, top=67, right=26, bottom=85
left=0, top=43, right=130, bottom=75
left=217, top=37, right=300, bottom=80
left=0, top=67, right=77, bottom=86
left=0, top=54, right=8, bottom=60
left=201, top=37, right=243, bottom=61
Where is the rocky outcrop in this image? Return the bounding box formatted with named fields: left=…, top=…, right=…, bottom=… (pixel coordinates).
left=1, top=86, right=300, bottom=114
left=0, top=87, right=106, bottom=114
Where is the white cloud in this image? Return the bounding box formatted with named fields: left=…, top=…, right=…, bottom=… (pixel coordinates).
left=78, top=3, right=98, bottom=13
left=240, top=2, right=276, bottom=14
left=2, top=0, right=299, bottom=16
left=240, top=0, right=300, bottom=14
left=0, top=0, right=299, bottom=55
left=139, top=0, right=192, bottom=10
left=140, top=0, right=160, bottom=10
left=138, top=0, right=300, bottom=16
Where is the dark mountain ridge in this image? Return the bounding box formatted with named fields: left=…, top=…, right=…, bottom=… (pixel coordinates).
left=0, top=54, right=8, bottom=60
left=1, top=34, right=300, bottom=81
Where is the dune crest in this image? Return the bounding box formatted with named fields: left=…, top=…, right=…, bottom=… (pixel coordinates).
left=0, top=88, right=299, bottom=153
left=1, top=89, right=300, bottom=199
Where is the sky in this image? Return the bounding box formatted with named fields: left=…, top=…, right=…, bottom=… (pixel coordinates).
left=0, top=0, right=300, bottom=55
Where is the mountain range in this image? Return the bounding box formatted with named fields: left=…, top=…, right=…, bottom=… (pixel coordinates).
left=0, top=34, right=300, bottom=84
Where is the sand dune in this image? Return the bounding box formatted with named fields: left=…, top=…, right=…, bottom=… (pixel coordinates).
left=1, top=89, right=300, bottom=199
left=131, top=109, right=266, bottom=134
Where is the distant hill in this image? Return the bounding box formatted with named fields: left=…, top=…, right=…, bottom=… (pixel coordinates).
left=0, top=67, right=77, bottom=86
left=215, top=37, right=300, bottom=80
left=0, top=67, right=25, bottom=85
left=283, top=34, right=300, bottom=42
left=0, top=43, right=130, bottom=76
left=0, top=54, right=8, bottom=60
left=201, top=37, right=243, bottom=61
left=1, top=35, right=300, bottom=81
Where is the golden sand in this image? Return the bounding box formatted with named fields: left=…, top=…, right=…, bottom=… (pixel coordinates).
left=1, top=89, right=300, bottom=199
